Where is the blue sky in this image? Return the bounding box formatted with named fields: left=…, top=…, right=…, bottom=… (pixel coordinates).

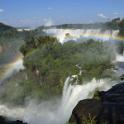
left=0, top=0, right=124, bottom=27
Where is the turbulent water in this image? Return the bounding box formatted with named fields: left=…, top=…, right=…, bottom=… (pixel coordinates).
left=0, top=77, right=117, bottom=124
left=44, top=28, right=119, bottom=43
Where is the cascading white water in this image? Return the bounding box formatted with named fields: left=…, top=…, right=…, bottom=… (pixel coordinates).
left=44, top=28, right=119, bottom=43
left=116, top=52, right=124, bottom=62
left=0, top=76, right=117, bottom=124
left=113, top=52, right=124, bottom=77
left=56, top=77, right=116, bottom=124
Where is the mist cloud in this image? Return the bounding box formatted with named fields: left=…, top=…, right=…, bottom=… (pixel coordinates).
left=48, top=7, right=53, bottom=10
left=0, top=9, right=4, bottom=13
left=113, top=12, right=119, bottom=15
left=97, top=13, right=108, bottom=19
left=43, top=18, right=54, bottom=26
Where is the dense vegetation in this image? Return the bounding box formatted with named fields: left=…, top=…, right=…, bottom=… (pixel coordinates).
left=119, top=19, right=124, bottom=36
left=0, top=19, right=124, bottom=124
left=0, top=23, right=15, bottom=32
left=0, top=32, right=25, bottom=65
left=1, top=18, right=124, bottom=105
left=0, top=33, right=116, bottom=105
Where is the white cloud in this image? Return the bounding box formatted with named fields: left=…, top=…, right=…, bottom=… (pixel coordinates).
left=48, top=7, right=53, bottom=10
left=113, top=12, right=119, bottom=15
left=43, top=18, right=54, bottom=26
left=89, top=20, right=94, bottom=23
left=0, top=9, right=4, bottom=13
left=97, top=13, right=108, bottom=19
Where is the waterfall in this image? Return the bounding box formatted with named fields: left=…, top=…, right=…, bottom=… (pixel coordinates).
left=114, top=52, right=124, bottom=77
left=0, top=77, right=116, bottom=124
left=116, top=52, right=124, bottom=62
left=44, top=28, right=119, bottom=43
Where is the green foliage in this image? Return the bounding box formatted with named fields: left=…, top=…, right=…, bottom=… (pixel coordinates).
left=67, top=114, right=96, bottom=124
left=67, top=114, right=107, bottom=124
left=119, top=19, right=124, bottom=36
left=20, top=35, right=57, bottom=56
left=82, top=114, right=96, bottom=124
left=0, top=34, right=25, bottom=65
left=105, top=19, right=120, bottom=30
left=0, top=22, right=15, bottom=33
left=0, top=35, right=115, bottom=105
left=19, top=37, right=115, bottom=100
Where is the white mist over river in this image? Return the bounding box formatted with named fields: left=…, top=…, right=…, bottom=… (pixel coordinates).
left=0, top=77, right=117, bottom=124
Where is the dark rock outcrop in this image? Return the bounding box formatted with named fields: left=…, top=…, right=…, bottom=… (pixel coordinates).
left=0, top=116, right=27, bottom=124
left=70, top=82, right=124, bottom=124
left=69, top=99, right=101, bottom=124
left=96, top=82, right=124, bottom=124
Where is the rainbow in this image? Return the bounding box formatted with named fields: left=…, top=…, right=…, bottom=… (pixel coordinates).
left=65, top=32, right=124, bottom=42
left=44, top=29, right=124, bottom=43
left=0, top=53, right=24, bottom=83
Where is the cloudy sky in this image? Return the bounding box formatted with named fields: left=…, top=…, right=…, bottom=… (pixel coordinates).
left=0, top=0, right=124, bottom=27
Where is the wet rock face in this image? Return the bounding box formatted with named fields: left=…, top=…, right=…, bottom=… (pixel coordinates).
left=69, top=99, right=101, bottom=124
left=105, top=82, right=124, bottom=95
left=70, top=82, right=124, bottom=124
left=0, top=116, right=27, bottom=124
